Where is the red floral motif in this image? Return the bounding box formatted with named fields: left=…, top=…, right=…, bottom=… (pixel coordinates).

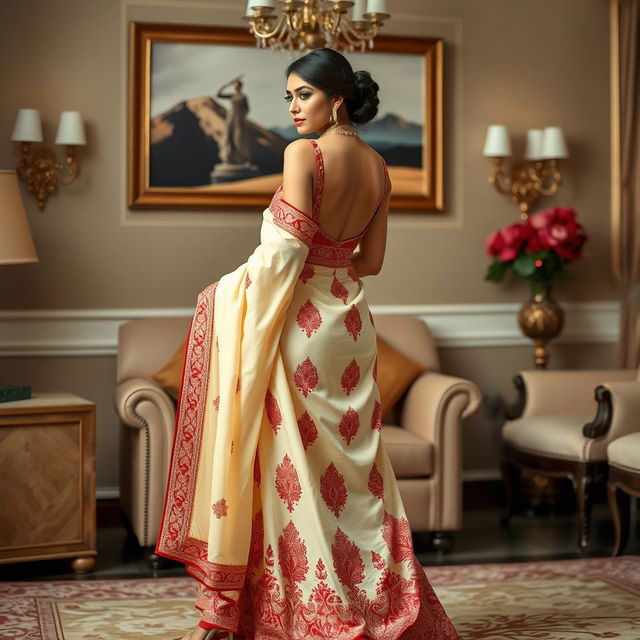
left=344, top=305, right=362, bottom=341
left=341, top=358, right=360, bottom=396
left=297, top=410, right=318, bottom=449
left=215, top=335, right=219, bottom=352
left=297, top=300, right=323, bottom=338
left=347, top=265, right=360, bottom=283
left=275, top=454, right=302, bottom=513
left=332, top=527, right=365, bottom=588
left=382, top=511, right=414, bottom=563
left=294, top=356, right=318, bottom=397
left=371, top=400, right=382, bottom=431
left=339, top=407, right=360, bottom=445
left=368, top=462, right=384, bottom=500
left=245, top=272, right=251, bottom=288
left=330, top=275, right=349, bottom=304
left=315, top=557, right=328, bottom=580
left=278, top=520, right=309, bottom=583
left=373, top=355, right=378, bottom=381
left=299, top=264, right=315, bottom=283
left=371, top=550, right=386, bottom=570
left=211, top=498, right=228, bottom=519
left=212, top=394, right=220, bottom=411
left=265, top=388, right=282, bottom=434
left=320, top=462, right=348, bottom=517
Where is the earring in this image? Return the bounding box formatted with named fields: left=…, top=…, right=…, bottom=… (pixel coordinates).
left=331, top=103, right=339, bottom=124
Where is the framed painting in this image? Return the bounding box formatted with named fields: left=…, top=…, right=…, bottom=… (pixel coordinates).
left=128, top=22, right=443, bottom=211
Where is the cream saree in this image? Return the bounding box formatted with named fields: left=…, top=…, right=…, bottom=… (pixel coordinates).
left=155, top=139, right=459, bottom=639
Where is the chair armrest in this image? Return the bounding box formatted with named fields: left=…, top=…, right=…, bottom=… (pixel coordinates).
left=583, top=380, right=640, bottom=441
left=511, top=369, right=637, bottom=419
left=400, top=371, right=482, bottom=444
left=114, top=377, right=176, bottom=434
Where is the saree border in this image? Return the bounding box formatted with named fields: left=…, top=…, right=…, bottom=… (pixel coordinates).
left=155, top=280, right=247, bottom=590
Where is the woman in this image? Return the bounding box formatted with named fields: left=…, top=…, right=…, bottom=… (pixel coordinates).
left=157, top=48, right=459, bottom=640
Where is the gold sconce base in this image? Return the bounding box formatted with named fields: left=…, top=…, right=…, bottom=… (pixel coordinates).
left=489, top=157, right=563, bottom=218
left=16, top=142, right=80, bottom=211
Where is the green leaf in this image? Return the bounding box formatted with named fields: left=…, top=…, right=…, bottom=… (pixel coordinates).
left=513, top=253, right=536, bottom=277
left=485, top=259, right=508, bottom=282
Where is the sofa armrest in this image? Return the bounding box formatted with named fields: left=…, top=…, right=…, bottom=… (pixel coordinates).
left=114, top=377, right=176, bottom=432
left=400, top=371, right=482, bottom=444
left=583, top=380, right=640, bottom=442
left=512, top=369, right=637, bottom=419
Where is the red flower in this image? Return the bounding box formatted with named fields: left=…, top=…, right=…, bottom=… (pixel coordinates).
left=486, top=222, right=532, bottom=261
left=526, top=206, right=587, bottom=260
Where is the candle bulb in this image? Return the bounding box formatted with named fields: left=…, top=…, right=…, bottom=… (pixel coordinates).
left=366, top=0, right=387, bottom=14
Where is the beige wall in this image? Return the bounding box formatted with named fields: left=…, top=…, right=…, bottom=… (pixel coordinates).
left=0, top=0, right=617, bottom=494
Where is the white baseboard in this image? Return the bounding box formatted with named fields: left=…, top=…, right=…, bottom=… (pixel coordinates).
left=0, top=301, right=619, bottom=357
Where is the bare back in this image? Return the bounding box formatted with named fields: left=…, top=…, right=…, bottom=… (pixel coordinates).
left=312, top=137, right=389, bottom=242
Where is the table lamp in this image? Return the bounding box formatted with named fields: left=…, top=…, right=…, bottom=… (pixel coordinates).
left=0, top=169, right=38, bottom=402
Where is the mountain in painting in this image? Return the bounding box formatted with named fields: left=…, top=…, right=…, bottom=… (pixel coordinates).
left=149, top=97, right=288, bottom=188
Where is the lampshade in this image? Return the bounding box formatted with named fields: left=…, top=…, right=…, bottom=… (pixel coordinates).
left=540, top=126, right=569, bottom=159
left=483, top=125, right=511, bottom=158
left=11, top=109, right=43, bottom=143
left=0, top=170, right=38, bottom=265
left=55, top=111, right=87, bottom=145
left=524, top=129, right=543, bottom=160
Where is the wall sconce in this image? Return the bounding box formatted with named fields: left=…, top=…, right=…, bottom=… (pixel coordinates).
left=482, top=125, right=569, bottom=219
left=11, top=108, right=87, bottom=211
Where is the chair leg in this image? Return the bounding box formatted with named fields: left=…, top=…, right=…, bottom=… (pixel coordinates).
left=500, top=459, right=519, bottom=527
left=431, top=531, right=454, bottom=553
left=607, top=481, right=631, bottom=556
left=573, top=470, right=593, bottom=554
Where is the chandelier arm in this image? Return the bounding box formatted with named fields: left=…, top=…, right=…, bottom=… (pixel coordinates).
left=250, top=12, right=287, bottom=40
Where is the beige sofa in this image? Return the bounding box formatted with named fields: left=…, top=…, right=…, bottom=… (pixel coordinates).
left=114, top=314, right=481, bottom=566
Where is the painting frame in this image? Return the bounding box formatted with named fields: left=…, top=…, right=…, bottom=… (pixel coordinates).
left=128, top=21, right=443, bottom=211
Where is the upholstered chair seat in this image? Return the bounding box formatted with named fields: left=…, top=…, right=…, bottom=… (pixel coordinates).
left=500, top=368, right=639, bottom=553
left=607, top=431, right=640, bottom=555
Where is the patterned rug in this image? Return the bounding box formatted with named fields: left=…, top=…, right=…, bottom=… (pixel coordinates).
left=1, top=556, right=639, bottom=639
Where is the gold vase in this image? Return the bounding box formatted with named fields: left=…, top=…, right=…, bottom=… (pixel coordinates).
left=517, top=282, right=564, bottom=369
left=516, top=282, right=565, bottom=510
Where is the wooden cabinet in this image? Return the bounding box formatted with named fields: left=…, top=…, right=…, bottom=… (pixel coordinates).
left=0, top=392, right=97, bottom=574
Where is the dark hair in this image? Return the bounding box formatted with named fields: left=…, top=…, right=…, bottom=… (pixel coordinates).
left=285, top=48, right=380, bottom=125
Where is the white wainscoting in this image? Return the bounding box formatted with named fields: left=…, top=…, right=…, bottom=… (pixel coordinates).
left=0, top=301, right=619, bottom=357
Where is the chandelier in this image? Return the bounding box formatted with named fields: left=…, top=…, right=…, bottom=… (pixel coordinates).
left=244, top=0, right=391, bottom=52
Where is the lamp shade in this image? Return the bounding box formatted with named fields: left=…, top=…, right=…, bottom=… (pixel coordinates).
left=524, top=129, right=543, bottom=160
left=540, top=126, right=569, bottom=159
left=55, top=111, right=86, bottom=145
left=483, top=125, right=511, bottom=157
left=11, top=109, right=43, bottom=143
left=0, top=170, right=38, bottom=265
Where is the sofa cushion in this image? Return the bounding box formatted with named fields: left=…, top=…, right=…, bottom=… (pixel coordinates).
left=503, top=415, right=605, bottom=462
left=151, top=339, right=186, bottom=400
left=153, top=332, right=428, bottom=415
left=608, top=432, right=640, bottom=472
left=376, top=334, right=428, bottom=419
left=381, top=425, right=434, bottom=477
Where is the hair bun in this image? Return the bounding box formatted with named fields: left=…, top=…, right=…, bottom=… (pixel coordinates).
left=351, top=70, right=380, bottom=125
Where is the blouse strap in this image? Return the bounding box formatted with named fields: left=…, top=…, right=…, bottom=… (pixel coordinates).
left=307, top=139, right=325, bottom=222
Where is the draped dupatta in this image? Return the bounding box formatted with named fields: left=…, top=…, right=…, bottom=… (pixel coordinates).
left=155, top=201, right=319, bottom=594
